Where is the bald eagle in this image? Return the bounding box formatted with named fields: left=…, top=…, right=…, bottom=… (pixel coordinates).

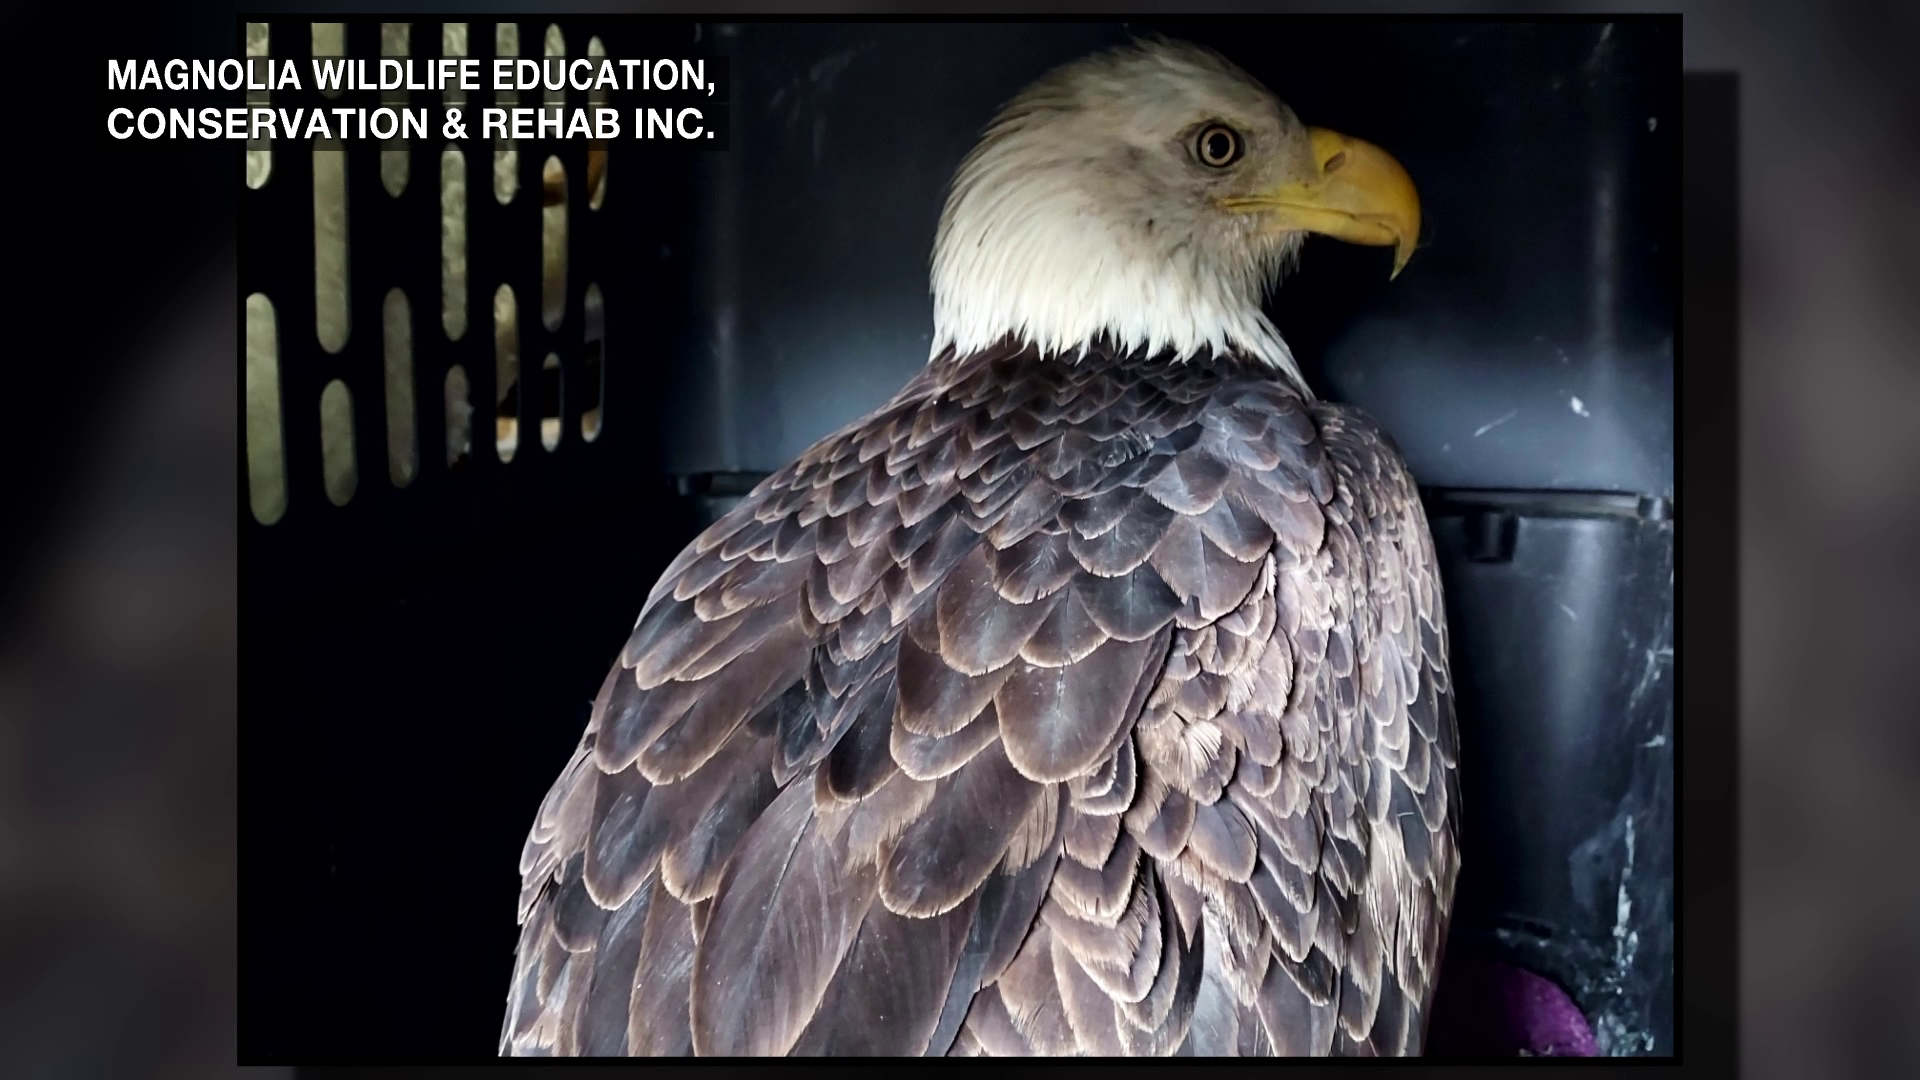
left=502, top=38, right=1459, bottom=1057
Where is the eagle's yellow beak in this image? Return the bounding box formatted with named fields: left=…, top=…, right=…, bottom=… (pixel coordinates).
left=1219, top=128, right=1421, bottom=279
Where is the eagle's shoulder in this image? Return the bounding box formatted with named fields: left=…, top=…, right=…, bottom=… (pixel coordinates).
left=502, top=349, right=1458, bottom=1058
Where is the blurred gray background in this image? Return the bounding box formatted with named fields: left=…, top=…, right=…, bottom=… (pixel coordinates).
left=13, top=0, right=1915, bottom=1074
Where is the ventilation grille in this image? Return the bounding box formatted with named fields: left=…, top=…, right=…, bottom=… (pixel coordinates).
left=241, top=18, right=682, bottom=625
left=243, top=20, right=612, bottom=527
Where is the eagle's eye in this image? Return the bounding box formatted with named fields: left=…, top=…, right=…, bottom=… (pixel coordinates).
left=1195, top=124, right=1243, bottom=168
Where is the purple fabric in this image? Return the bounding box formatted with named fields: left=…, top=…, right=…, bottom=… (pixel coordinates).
left=1425, top=948, right=1598, bottom=1057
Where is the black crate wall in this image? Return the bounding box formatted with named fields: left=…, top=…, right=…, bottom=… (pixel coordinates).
left=239, top=18, right=1676, bottom=1059
left=240, top=18, right=711, bottom=624
left=238, top=18, right=719, bottom=1057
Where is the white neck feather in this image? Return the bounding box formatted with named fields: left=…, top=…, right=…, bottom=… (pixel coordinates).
left=927, top=134, right=1308, bottom=393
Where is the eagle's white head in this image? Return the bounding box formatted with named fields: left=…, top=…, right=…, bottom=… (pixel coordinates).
left=930, top=38, right=1421, bottom=394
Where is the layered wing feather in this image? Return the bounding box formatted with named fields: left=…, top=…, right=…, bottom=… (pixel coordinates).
left=501, top=342, right=1458, bottom=1057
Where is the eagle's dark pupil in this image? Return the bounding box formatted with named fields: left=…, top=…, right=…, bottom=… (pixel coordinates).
left=1206, top=131, right=1234, bottom=163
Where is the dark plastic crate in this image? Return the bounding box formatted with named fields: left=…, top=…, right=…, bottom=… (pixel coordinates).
left=241, top=18, right=1675, bottom=1058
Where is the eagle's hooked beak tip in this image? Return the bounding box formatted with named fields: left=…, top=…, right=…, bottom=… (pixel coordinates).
left=1389, top=241, right=1413, bottom=282
left=1225, top=127, right=1421, bottom=282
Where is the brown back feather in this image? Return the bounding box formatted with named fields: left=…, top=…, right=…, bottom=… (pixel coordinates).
left=500, top=341, right=1459, bottom=1057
